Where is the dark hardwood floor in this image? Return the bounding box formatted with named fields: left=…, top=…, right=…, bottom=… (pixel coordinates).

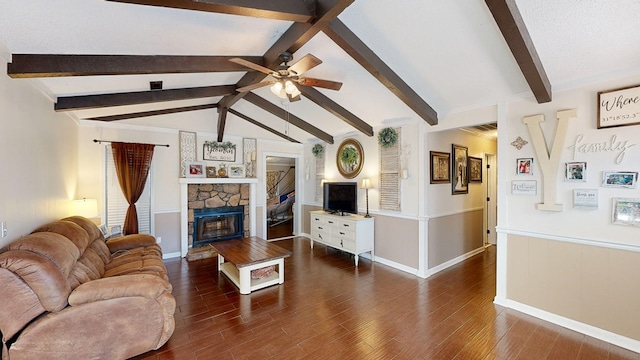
left=133, top=238, right=640, bottom=360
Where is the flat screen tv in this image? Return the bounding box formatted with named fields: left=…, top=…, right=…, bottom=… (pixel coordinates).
left=323, top=182, right=358, bottom=215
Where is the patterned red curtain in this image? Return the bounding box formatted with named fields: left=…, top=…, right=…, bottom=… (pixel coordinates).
left=111, top=142, right=155, bottom=235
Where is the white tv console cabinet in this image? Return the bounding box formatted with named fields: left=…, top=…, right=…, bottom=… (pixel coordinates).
left=309, top=210, right=374, bottom=266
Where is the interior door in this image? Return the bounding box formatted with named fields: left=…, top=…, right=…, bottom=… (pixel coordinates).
left=485, top=153, right=497, bottom=245
left=266, top=156, right=296, bottom=240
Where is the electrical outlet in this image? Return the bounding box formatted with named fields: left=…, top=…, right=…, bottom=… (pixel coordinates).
left=156, top=236, right=161, bottom=244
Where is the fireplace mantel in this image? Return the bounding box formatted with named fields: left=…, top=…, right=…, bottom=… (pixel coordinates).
left=179, top=177, right=258, bottom=256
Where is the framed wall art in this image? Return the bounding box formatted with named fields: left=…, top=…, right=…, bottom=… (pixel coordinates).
left=451, top=144, right=468, bottom=195
left=468, top=156, right=483, bottom=182
left=612, top=198, right=640, bottom=227
left=203, top=141, right=236, bottom=161
left=602, top=171, right=638, bottom=188
left=228, top=164, right=246, bottom=178
left=430, top=151, right=450, bottom=184
left=185, top=161, right=205, bottom=178
left=179, top=130, right=197, bottom=177
left=516, top=158, right=533, bottom=175
left=565, top=162, right=587, bottom=182
left=336, top=138, right=364, bottom=179
left=597, top=84, right=640, bottom=129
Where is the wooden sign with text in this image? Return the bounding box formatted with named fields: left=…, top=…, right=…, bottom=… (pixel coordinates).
left=598, top=84, right=640, bottom=129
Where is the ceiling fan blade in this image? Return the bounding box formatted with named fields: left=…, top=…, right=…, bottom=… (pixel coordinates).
left=298, top=77, right=343, bottom=91
left=229, top=57, right=274, bottom=75
left=236, top=81, right=273, bottom=93
left=288, top=54, right=322, bottom=75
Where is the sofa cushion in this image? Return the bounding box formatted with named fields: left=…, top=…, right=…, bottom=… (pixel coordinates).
left=32, top=220, right=91, bottom=255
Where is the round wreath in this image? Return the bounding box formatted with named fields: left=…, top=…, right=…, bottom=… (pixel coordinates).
left=378, top=127, right=398, bottom=148
left=311, top=144, right=324, bottom=158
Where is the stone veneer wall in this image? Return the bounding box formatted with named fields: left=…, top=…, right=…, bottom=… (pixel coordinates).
left=187, top=183, right=250, bottom=246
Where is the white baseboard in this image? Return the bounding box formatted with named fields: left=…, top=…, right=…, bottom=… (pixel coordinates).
left=163, top=251, right=181, bottom=259
left=499, top=299, right=640, bottom=354
left=374, top=256, right=418, bottom=276
left=427, top=247, right=485, bottom=277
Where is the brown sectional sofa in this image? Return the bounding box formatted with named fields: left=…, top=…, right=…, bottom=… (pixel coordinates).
left=0, top=216, right=175, bottom=360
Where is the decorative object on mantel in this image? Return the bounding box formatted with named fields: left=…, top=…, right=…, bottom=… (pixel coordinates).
left=217, top=163, right=228, bottom=178
left=378, top=127, right=398, bottom=148
left=206, top=166, right=217, bottom=178
left=597, top=84, right=640, bottom=129
left=336, top=138, right=364, bottom=178
left=312, top=143, right=324, bottom=158
left=243, top=138, right=256, bottom=178
left=203, top=141, right=236, bottom=161
left=228, top=164, right=246, bottom=178
left=179, top=131, right=197, bottom=177
left=511, top=136, right=528, bottom=150
left=186, top=161, right=205, bottom=178
left=361, top=178, right=372, bottom=218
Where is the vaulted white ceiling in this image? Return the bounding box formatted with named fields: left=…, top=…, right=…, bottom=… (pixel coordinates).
left=1, top=0, right=639, bottom=143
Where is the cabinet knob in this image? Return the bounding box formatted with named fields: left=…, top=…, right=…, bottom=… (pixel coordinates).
left=339, top=232, right=345, bottom=235
left=328, top=221, right=334, bottom=224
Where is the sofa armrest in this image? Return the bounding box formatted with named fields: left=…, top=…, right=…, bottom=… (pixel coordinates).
left=68, top=274, right=170, bottom=306
left=106, top=234, right=156, bottom=253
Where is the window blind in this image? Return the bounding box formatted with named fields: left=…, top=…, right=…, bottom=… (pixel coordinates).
left=379, top=128, right=401, bottom=211
left=105, top=145, right=151, bottom=234
left=315, top=152, right=325, bottom=203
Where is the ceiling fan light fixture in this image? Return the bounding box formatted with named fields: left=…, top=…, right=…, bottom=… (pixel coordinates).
left=284, top=80, right=301, bottom=98
left=270, top=81, right=287, bottom=99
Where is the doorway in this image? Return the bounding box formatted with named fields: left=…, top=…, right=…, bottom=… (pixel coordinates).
left=265, top=156, right=296, bottom=240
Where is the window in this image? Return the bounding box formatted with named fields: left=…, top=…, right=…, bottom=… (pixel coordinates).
left=104, top=145, right=152, bottom=233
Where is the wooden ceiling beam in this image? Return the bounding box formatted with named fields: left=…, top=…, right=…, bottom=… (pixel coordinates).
left=106, top=0, right=316, bottom=23
left=485, top=0, right=551, bottom=103
left=297, top=86, right=373, bottom=136
left=243, top=92, right=333, bottom=144
left=85, top=103, right=217, bottom=121
left=8, top=54, right=264, bottom=78
left=217, top=0, right=353, bottom=139
left=228, top=109, right=301, bottom=143
left=55, top=85, right=234, bottom=111
left=324, top=19, right=438, bottom=126
left=217, top=108, right=228, bottom=142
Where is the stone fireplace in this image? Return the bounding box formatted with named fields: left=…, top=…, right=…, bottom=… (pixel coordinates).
left=180, top=178, right=257, bottom=256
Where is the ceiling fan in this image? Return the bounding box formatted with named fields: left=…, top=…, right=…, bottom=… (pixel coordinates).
left=230, top=52, right=343, bottom=102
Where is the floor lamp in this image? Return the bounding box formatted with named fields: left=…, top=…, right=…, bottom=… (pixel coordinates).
left=361, top=178, right=372, bottom=218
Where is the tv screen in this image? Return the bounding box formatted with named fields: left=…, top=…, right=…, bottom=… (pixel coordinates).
left=323, top=182, right=357, bottom=215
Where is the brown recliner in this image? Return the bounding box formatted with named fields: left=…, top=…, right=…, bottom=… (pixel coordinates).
left=0, top=216, right=175, bottom=360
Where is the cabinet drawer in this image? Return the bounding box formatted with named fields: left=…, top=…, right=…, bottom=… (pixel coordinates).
left=336, top=238, right=355, bottom=251
left=334, top=228, right=355, bottom=240
left=323, top=217, right=339, bottom=227
left=338, top=220, right=356, bottom=231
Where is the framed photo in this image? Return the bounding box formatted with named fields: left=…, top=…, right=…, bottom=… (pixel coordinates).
left=597, top=84, right=640, bottom=129
left=109, top=225, right=122, bottom=236
left=336, top=138, right=364, bottom=179
left=98, top=224, right=110, bottom=238
left=565, top=162, right=587, bottom=182
left=228, top=164, right=246, bottom=178
left=430, top=151, right=450, bottom=184
left=468, top=157, right=483, bottom=182
left=451, top=144, right=468, bottom=195
left=516, top=158, right=533, bottom=175
left=602, top=171, right=638, bottom=188
left=612, top=198, right=640, bottom=227
left=206, top=166, right=217, bottom=178
left=186, top=161, right=205, bottom=178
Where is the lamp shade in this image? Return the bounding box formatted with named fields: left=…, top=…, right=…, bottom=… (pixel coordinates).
left=73, top=198, right=99, bottom=218
left=361, top=178, right=372, bottom=189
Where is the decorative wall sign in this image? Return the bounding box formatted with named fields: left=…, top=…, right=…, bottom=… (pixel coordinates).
left=468, top=156, right=482, bottom=182
left=179, top=131, right=197, bottom=177
left=612, top=198, right=640, bottom=226
left=451, top=144, right=468, bottom=195
left=203, top=141, right=236, bottom=161
left=597, top=84, right=640, bottom=129
left=516, top=158, right=533, bottom=175
left=336, top=138, right=364, bottom=178
left=573, top=189, right=598, bottom=209
left=567, top=134, right=636, bottom=164
left=511, top=136, right=528, bottom=150
left=512, top=180, right=537, bottom=195
left=430, top=151, right=450, bottom=184
left=565, top=162, right=587, bottom=182
left=602, top=171, right=638, bottom=188
left=243, top=138, right=256, bottom=178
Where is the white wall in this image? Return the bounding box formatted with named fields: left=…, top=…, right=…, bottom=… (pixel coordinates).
left=0, top=59, right=78, bottom=247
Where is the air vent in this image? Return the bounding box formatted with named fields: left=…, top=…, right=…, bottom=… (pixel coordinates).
left=150, top=81, right=163, bottom=91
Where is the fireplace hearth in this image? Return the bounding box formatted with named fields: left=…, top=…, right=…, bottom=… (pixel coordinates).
left=193, top=206, right=244, bottom=247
